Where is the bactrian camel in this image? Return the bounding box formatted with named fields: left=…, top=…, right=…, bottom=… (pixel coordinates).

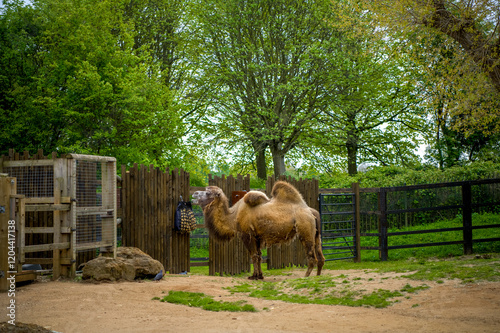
left=193, top=181, right=325, bottom=280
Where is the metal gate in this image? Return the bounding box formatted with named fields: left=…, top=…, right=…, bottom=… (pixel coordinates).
left=319, top=193, right=357, bottom=261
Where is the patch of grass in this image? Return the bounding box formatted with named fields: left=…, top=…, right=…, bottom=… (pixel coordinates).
left=400, top=259, right=500, bottom=283
left=400, top=284, right=429, bottom=293
left=224, top=254, right=500, bottom=308
left=227, top=275, right=412, bottom=308
left=155, top=290, right=257, bottom=312
left=323, top=254, right=500, bottom=284
left=188, top=253, right=499, bottom=286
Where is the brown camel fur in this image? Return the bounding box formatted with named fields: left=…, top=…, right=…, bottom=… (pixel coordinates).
left=193, top=181, right=325, bottom=280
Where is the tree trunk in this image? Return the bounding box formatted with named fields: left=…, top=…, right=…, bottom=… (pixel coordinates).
left=346, top=138, right=358, bottom=176
left=255, top=148, right=267, bottom=180
left=436, top=102, right=445, bottom=170
left=270, top=143, right=287, bottom=177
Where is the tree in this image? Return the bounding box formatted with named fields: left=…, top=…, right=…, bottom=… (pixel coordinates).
left=0, top=0, right=186, bottom=168
left=367, top=0, right=500, bottom=136
left=0, top=1, right=57, bottom=153
left=410, top=32, right=500, bottom=167
left=295, top=3, right=428, bottom=176
left=421, top=0, right=500, bottom=93
left=193, top=0, right=343, bottom=178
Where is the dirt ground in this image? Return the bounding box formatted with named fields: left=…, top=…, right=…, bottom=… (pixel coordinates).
left=1, top=268, right=499, bottom=333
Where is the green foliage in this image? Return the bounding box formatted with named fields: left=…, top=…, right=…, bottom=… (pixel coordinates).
left=365, top=1, right=500, bottom=135
left=1, top=0, right=497, bottom=179
left=319, top=161, right=500, bottom=188
left=156, top=290, right=257, bottom=312
left=0, top=0, right=188, bottom=169
left=192, top=0, right=369, bottom=177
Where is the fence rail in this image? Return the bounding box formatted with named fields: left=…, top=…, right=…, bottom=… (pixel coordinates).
left=354, top=179, right=500, bottom=260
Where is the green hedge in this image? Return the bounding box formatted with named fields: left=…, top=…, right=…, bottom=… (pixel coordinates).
left=319, top=161, right=500, bottom=188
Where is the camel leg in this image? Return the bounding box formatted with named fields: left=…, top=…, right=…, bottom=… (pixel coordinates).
left=315, top=237, right=325, bottom=276
left=311, top=208, right=325, bottom=276
left=250, top=248, right=264, bottom=280
left=241, top=235, right=263, bottom=280
left=301, top=239, right=317, bottom=277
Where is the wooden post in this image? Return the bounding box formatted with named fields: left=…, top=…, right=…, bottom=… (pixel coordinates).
left=9, top=179, right=23, bottom=276
left=352, top=182, right=361, bottom=263
left=379, top=188, right=388, bottom=261
left=0, top=175, right=15, bottom=291
left=101, top=159, right=117, bottom=258
left=52, top=159, right=63, bottom=279
left=17, top=197, right=25, bottom=271
left=462, top=182, right=473, bottom=255
left=69, top=159, right=77, bottom=277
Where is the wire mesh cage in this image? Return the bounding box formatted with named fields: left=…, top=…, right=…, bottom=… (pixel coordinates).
left=74, top=158, right=116, bottom=252
left=0, top=153, right=117, bottom=277
left=3, top=164, right=54, bottom=198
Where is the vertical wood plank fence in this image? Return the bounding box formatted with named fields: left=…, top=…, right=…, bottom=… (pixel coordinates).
left=120, top=164, right=190, bottom=274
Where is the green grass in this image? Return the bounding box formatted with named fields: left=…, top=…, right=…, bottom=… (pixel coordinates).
left=225, top=275, right=418, bottom=308
left=154, top=290, right=257, bottom=312
left=188, top=254, right=500, bottom=283
left=223, top=255, right=499, bottom=309
left=166, top=255, right=499, bottom=311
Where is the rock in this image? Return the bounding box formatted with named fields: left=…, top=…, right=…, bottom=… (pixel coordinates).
left=82, top=247, right=165, bottom=281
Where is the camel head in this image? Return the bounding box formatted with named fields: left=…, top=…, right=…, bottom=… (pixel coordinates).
left=192, top=186, right=236, bottom=241
left=192, top=186, right=224, bottom=209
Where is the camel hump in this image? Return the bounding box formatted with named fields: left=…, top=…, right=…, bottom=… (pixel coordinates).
left=271, top=181, right=305, bottom=204
left=243, top=191, right=270, bottom=207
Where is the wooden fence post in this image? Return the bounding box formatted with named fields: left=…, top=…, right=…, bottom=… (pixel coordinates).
left=462, top=182, right=473, bottom=255
left=379, top=188, right=388, bottom=261
left=352, top=182, right=361, bottom=263
left=0, top=175, right=14, bottom=291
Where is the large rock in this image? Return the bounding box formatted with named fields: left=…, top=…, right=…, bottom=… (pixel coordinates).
left=82, top=247, right=164, bottom=281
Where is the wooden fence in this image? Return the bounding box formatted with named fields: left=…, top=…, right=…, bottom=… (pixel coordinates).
left=373, top=179, right=500, bottom=260
left=5, top=149, right=498, bottom=282
left=120, top=164, right=190, bottom=274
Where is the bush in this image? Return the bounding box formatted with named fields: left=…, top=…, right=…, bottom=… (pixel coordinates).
left=319, top=161, right=500, bottom=188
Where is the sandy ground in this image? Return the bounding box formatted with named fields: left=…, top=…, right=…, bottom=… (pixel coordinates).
left=1, top=268, right=500, bottom=333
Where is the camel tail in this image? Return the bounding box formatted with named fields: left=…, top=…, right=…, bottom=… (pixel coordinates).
left=310, top=208, right=321, bottom=237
